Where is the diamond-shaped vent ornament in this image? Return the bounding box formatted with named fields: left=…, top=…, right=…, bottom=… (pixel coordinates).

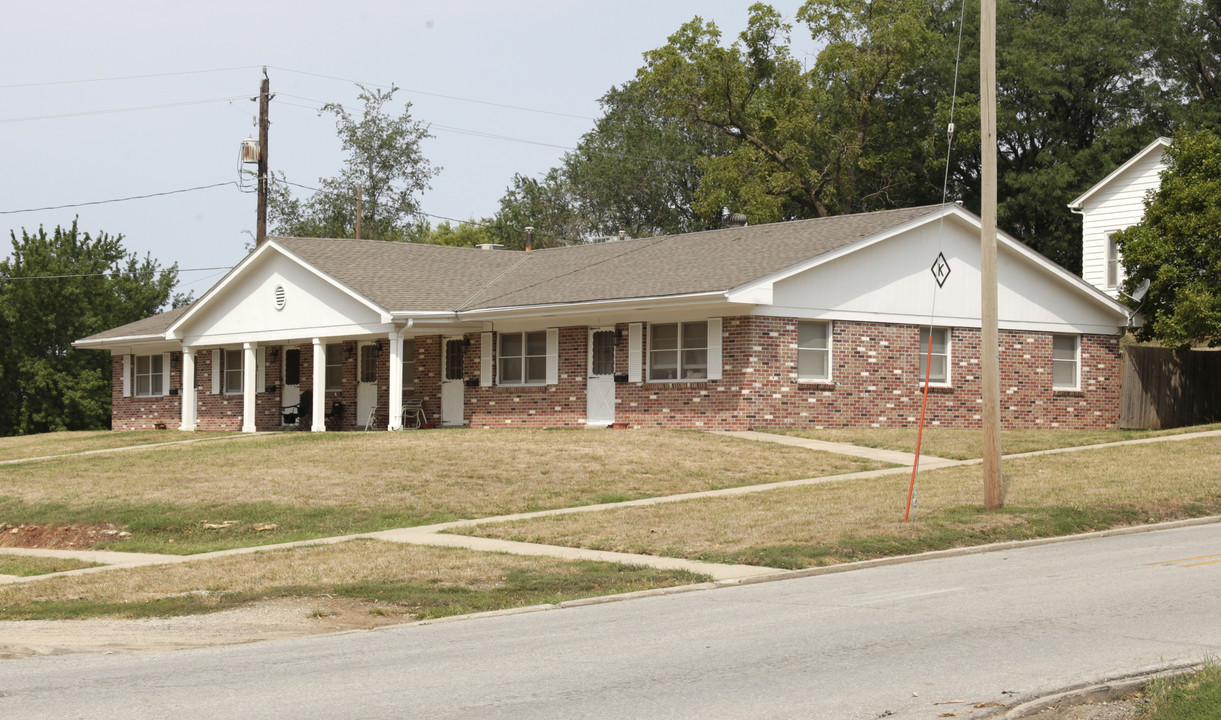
left=930, top=252, right=951, bottom=288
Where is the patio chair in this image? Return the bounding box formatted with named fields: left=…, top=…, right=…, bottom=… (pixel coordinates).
left=281, top=390, right=312, bottom=428
left=402, top=398, right=426, bottom=429
left=324, top=400, right=344, bottom=430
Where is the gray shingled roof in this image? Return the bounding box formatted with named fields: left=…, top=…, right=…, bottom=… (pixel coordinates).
left=77, top=304, right=192, bottom=343
left=77, top=204, right=947, bottom=345
left=285, top=204, right=946, bottom=312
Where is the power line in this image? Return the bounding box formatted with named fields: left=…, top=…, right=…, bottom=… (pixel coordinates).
left=0, top=96, right=250, bottom=124
left=0, top=66, right=261, bottom=90
left=1, top=266, right=234, bottom=282
left=267, top=66, right=594, bottom=121
left=0, top=183, right=237, bottom=215
left=278, top=179, right=492, bottom=228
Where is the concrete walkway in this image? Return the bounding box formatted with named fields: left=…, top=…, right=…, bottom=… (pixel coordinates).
left=3, top=428, right=1219, bottom=586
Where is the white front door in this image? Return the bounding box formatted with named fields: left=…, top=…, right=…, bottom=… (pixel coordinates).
left=586, top=328, right=616, bottom=426
left=281, top=347, right=301, bottom=425
left=356, top=342, right=379, bottom=427
left=441, top=336, right=465, bottom=426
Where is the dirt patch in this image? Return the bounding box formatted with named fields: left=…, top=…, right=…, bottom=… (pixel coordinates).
left=0, top=523, right=130, bottom=550
left=0, top=597, right=413, bottom=659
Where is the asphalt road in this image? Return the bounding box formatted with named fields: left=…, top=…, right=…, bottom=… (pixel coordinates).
left=2, top=522, right=1218, bottom=720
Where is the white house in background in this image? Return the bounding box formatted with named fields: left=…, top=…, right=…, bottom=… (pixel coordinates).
left=1069, top=137, right=1171, bottom=297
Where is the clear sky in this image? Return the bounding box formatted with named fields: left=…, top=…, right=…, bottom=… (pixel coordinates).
left=2, top=1, right=814, bottom=299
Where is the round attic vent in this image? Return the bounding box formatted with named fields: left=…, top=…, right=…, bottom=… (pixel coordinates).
left=273, top=284, right=286, bottom=311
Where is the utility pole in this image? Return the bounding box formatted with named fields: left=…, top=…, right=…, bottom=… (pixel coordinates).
left=256, top=67, right=270, bottom=246
left=980, top=0, right=1004, bottom=509
left=355, top=184, right=362, bottom=240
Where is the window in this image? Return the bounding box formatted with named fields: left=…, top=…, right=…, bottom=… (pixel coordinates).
left=1106, top=234, right=1121, bottom=289
left=499, top=331, right=547, bottom=385
left=325, top=344, right=343, bottom=392
left=649, top=322, right=707, bottom=381
left=134, top=354, right=164, bottom=397
left=359, top=344, right=378, bottom=384
left=444, top=338, right=465, bottom=382
left=917, top=327, right=950, bottom=386
left=283, top=348, right=301, bottom=386
left=797, top=321, right=831, bottom=381
left=1052, top=335, right=1079, bottom=390
left=402, top=338, right=415, bottom=389
left=224, top=349, right=243, bottom=394
left=590, top=330, right=616, bottom=377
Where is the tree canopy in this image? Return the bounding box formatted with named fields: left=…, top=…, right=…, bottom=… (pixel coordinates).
left=482, top=0, right=1204, bottom=271
left=270, top=85, right=439, bottom=242
left=0, top=222, right=179, bottom=435
left=1114, top=129, right=1221, bottom=349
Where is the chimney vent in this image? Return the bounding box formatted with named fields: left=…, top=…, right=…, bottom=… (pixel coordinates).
left=726, top=212, right=748, bottom=229
left=525, top=226, right=535, bottom=252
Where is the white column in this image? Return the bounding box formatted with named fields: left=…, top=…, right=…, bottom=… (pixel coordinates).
left=242, top=342, right=257, bottom=433
left=179, top=347, right=196, bottom=431
left=387, top=329, right=404, bottom=431
left=312, top=338, right=327, bottom=432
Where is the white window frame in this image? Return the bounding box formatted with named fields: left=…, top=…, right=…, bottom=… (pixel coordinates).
left=325, top=344, right=343, bottom=392
left=134, top=354, right=165, bottom=397
left=1052, top=334, right=1080, bottom=391
left=223, top=349, right=243, bottom=394
left=401, top=338, right=416, bottom=390
left=797, top=321, right=832, bottom=382
left=917, top=327, right=951, bottom=387
left=498, top=331, right=548, bottom=386
left=1105, top=233, right=1121, bottom=290
left=648, top=321, right=708, bottom=382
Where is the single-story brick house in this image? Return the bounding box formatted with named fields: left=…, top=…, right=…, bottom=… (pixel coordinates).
left=75, top=203, right=1132, bottom=432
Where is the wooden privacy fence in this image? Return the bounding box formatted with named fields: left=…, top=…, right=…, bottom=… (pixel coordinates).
left=1121, top=345, right=1221, bottom=429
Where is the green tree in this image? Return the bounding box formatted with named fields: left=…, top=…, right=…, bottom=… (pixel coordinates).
left=418, top=219, right=498, bottom=248
left=1114, top=129, right=1221, bottom=349
left=0, top=221, right=178, bottom=435
left=270, top=85, right=439, bottom=241
left=635, top=0, right=942, bottom=224
left=1159, top=0, right=1221, bottom=126
left=561, top=81, right=726, bottom=237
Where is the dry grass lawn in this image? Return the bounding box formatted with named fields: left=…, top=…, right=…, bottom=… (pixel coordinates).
left=466, top=436, right=1221, bottom=568
left=0, top=540, right=704, bottom=621
left=0, top=429, right=883, bottom=552
left=0, top=430, right=231, bottom=462
left=773, top=423, right=1221, bottom=460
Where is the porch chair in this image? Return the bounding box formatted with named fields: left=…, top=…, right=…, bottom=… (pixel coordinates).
left=323, top=400, right=344, bottom=430
left=402, top=398, right=426, bottom=430
left=281, top=390, right=312, bottom=428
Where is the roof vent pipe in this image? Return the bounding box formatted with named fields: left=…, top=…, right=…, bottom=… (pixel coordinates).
left=726, top=212, right=748, bottom=229
left=525, top=226, right=534, bottom=252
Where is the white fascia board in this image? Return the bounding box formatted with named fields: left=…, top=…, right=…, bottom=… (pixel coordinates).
left=166, top=240, right=393, bottom=338
left=726, top=205, right=959, bottom=304
left=1067, top=137, right=1171, bottom=210
left=755, top=305, right=1125, bottom=336
left=455, top=291, right=732, bottom=321
left=73, top=334, right=167, bottom=350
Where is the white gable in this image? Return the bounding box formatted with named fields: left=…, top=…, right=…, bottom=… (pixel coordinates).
left=761, top=212, right=1127, bottom=335
left=171, top=246, right=392, bottom=347
left=1071, top=138, right=1169, bottom=297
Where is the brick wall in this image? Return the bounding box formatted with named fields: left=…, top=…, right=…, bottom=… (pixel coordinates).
left=107, top=318, right=1121, bottom=432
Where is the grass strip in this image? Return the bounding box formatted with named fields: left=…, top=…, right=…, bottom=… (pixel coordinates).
left=0, top=430, right=231, bottom=462
left=0, top=555, right=101, bottom=576
left=770, top=423, right=1221, bottom=460
left=1138, top=663, right=1221, bottom=720
left=0, top=540, right=706, bottom=621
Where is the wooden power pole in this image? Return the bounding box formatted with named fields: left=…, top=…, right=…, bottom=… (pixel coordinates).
left=980, top=0, right=1004, bottom=509
left=256, top=67, right=270, bottom=246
